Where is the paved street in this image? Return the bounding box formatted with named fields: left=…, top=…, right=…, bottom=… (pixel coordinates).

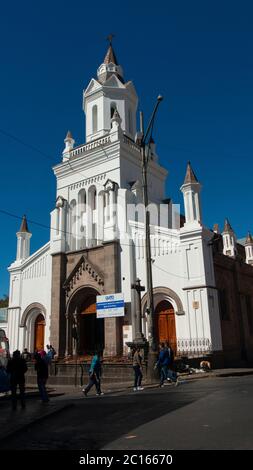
left=1, top=375, right=253, bottom=450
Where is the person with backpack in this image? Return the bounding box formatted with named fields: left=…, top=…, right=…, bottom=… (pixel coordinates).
left=82, top=351, right=104, bottom=397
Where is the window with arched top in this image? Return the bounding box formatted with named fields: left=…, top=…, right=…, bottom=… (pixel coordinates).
left=88, top=186, right=97, bottom=211
left=110, top=102, right=117, bottom=128
left=93, top=189, right=97, bottom=210
left=78, top=189, right=86, bottom=213
left=92, top=105, right=98, bottom=133
left=69, top=199, right=77, bottom=250
left=111, top=102, right=117, bottom=119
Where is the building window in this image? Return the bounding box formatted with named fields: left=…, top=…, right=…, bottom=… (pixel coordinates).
left=111, top=102, right=117, bottom=119
left=219, top=289, right=230, bottom=320
left=92, top=105, right=98, bottom=133
left=110, top=102, right=117, bottom=128
left=246, top=295, right=253, bottom=335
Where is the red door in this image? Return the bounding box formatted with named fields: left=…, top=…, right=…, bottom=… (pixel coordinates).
left=155, top=300, right=177, bottom=353
left=34, top=314, right=45, bottom=351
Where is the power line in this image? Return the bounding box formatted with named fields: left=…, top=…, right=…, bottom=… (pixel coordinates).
left=0, top=128, right=55, bottom=162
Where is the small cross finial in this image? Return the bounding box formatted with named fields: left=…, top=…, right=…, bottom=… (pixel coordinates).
left=106, top=33, right=115, bottom=45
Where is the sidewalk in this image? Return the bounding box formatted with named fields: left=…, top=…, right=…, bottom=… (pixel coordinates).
left=44, top=366, right=253, bottom=393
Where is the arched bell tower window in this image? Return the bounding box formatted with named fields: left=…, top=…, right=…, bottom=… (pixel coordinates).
left=110, top=102, right=117, bottom=128
left=111, top=102, right=117, bottom=118
left=92, top=105, right=98, bottom=133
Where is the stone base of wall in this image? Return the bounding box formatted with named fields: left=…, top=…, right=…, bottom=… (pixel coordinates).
left=25, top=361, right=140, bottom=387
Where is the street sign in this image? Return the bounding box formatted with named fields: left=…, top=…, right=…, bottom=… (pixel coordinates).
left=96, top=293, right=125, bottom=319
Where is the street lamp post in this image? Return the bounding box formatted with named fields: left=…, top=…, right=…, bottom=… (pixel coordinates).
left=139, top=95, right=163, bottom=381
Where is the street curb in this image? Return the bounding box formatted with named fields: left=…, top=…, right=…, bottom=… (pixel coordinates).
left=214, top=370, right=253, bottom=378
left=104, top=369, right=253, bottom=393
left=0, top=402, right=74, bottom=446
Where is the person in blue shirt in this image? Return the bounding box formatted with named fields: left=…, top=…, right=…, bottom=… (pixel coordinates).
left=156, top=343, right=170, bottom=387
left=164, top=341, right=178, bottom=385
left=82, top=352, right=104, bottom=397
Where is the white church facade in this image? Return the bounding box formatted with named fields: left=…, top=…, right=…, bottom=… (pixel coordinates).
left=7, top=44, right=253, bottom=366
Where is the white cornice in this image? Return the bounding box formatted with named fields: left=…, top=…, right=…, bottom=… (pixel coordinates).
left=53, top=140, right=121, bottom=180
left=8, top=242, right=50, bottom=273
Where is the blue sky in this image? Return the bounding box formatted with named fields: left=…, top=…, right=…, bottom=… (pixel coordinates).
left=0, top=0, right=253, bottom=296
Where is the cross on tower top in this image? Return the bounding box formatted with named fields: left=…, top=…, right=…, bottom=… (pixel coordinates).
left=106, top=33, right=115, bottom=45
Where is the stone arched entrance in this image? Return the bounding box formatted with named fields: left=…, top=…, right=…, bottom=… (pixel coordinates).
left=20, top=303, right=46, bottom=353
left=141, top=287, right=184, bottom=351
left=66, top=287, right=104, bottom=356
left=155, top=300, right=177, bottom=352
left=79, top=295, right=104, bottom=355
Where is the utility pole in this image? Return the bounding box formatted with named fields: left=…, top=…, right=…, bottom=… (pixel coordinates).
left=139, top=95, right=163, bottom=381
left=131, top=278, right=146, bottom=342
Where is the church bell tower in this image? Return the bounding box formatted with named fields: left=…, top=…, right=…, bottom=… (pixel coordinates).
left=83, top=38, right=138, bottom=143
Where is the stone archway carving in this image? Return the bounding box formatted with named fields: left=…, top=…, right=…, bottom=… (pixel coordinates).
left=65, top=285, right=104, bottom=357
left=141, top=287, right=185, bottom=316
left=66, top=284, right=104, bottom=315
left=20, top=302, right=46, bottom=327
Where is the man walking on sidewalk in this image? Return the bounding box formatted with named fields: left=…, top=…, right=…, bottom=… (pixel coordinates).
left=83, top=351, right=104, bottom=397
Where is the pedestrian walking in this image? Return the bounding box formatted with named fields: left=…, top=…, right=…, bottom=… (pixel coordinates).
left=132, top=346, right=144, bottom=391
left=164, top=341, right=178, bottom=385
left=82, top=351, right=104, bottom=397
left=34, top=352, right=49, bottom=403
left=6, top=350, right=27, bottom=410
left=156, top=343, right=171, bottom=387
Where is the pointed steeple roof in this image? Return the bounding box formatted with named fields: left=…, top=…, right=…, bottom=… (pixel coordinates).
left=19, top=215, right=30, bottom=233
left=103, top=44, right=118, bottom=65
left=65, top=130, right=73, bottom=140
left=183, top=162, right=199, bottom=184
left=245, top=232, right=253, bottom=245
left=223, top=218, right=233, bottom=233
left=97, top=38, right=124, bottom=84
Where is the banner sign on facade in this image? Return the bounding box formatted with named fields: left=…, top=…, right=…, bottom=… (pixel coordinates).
left=96, top=293, right=125, bottom=319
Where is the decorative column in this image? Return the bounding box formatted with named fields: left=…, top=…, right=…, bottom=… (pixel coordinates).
left=72, top=309, right=78, bottom=356
left=105, top=191, right=110, bottom=222
left=109, top=187, right=115, bottom=222
left=65, top=313, right=70, bottom=357
left=87, top=191, right=93, bottom=248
